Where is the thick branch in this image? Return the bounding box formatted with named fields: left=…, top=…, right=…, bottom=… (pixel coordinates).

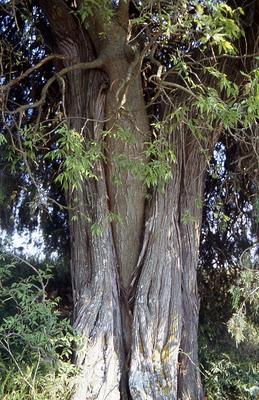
left=7, top=56, right=106, bottom=115
left=117, top=0, right=130, bottom=28
left=36, top=0, right=78, bottom=40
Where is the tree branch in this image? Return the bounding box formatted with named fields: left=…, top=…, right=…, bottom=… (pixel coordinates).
left=149, top=76, right=198, bottom=99
left=7, top=56, right=106, bottom=115
left=36, top=0, right=78, bottom=40
left=117, top=0, right=130, bottom=28
left=1, top=54, right=68, bottom=92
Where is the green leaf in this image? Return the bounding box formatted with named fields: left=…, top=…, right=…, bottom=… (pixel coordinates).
left=0, top=134, right=7, bottom=145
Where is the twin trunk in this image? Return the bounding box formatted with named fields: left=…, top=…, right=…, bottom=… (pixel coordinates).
left=67, top=64, right=206, bottom=399
left=41, top=9, right=207, bottom=398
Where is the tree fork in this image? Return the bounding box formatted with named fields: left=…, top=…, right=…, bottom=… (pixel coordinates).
left=35, top=1, right=216, bottom=399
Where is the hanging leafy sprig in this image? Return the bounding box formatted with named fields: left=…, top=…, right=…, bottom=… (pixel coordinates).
left=45, top=124, right=104, bottom=192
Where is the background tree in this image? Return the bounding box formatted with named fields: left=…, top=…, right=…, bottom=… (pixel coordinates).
left=0, top=1, right=258, bottom=399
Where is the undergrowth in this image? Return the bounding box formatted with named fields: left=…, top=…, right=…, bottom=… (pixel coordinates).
left=0, top=253, right=77, bottom=400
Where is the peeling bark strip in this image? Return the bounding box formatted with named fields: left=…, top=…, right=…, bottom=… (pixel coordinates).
left=129, top=134, right=183, bottom=399
left=37, top=1, right=214, bottom=399
left=177, top=133, right=208, bottom=400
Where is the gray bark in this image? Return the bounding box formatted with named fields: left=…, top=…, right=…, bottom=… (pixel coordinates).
left=38, top=2, right=210, bottom=399
left=102, top=24, right=150, bottom=290
left=37, top=3, right=126, bottom=398
left=177, top=134, right=207, bottom=400
left=129, top=131, right=183, bottom=399
left=129, top=123, right=212, bottom=399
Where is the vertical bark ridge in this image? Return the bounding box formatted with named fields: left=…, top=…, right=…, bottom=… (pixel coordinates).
left=105, top=57, right=150, bottom=289
left=70, top=179, right=124, bottom=400
left=177, top=132, right=208, bottom=400
left=67, top=79, right=125, bottom=399
left=38, top=6, right=126, bottom=397
left=67, top=66, right=125, bottom=400
left=129, top=132, right=183, bottom=399
left=177, top=121, right=220, bottom=399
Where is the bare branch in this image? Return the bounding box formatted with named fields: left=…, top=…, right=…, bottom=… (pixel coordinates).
left=56, top=56, right=105, bottom=76
left=1, top=54, right=68, bottom=92
left=7, top=56, right=106, bottom=115
left=161, top=81, right=198, bottom=98
left=187, top=51, right=259, bottom=67
left=149, top=75, right=198, bottom=99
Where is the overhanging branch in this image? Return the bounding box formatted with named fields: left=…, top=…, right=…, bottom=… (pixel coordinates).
left=149, top=75, right=198, bottom=99
left=6, top=55, right=107, bottom=115
left=1, top=54, right=68, bottom=92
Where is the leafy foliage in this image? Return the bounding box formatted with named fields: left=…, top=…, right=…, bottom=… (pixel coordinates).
left=201, top=352, right=259, bottom=400
left=46, top=124, right=104, bottom=192
left=228, top=254, right=259, bottom=346
left=195, top=3, right=243, bottom=54
left=78, top=0, right=114, bottom=24
left=198, top=137, right=258, bottom=398
left=0, top=253, right=77, bottom=400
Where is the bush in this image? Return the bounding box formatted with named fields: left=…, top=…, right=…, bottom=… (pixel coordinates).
left=200, top=350, right=259, bottom=400
left=199, top=255, right=259, bottom=400
left=0, top=253, right=77, bottom=400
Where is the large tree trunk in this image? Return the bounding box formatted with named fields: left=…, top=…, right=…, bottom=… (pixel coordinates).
left=129, top=121, right=211, bottom=399
left=38, top=2, right=210, bottom=399
left=129, top=132, right=183, bottom=399
left=37, top=3, right=126, bottom=398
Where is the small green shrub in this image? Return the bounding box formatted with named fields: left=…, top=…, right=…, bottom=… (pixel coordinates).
left=0, top=253, right=77, bottom=400
left=228, top=262, right=259, bottom=347
left=201, top=351, right=259, bottom=400
left=199, top=257, right=259, bottom=399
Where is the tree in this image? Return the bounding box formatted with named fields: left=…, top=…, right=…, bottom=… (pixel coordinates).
left=0, top=1, right=258, bottom=399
